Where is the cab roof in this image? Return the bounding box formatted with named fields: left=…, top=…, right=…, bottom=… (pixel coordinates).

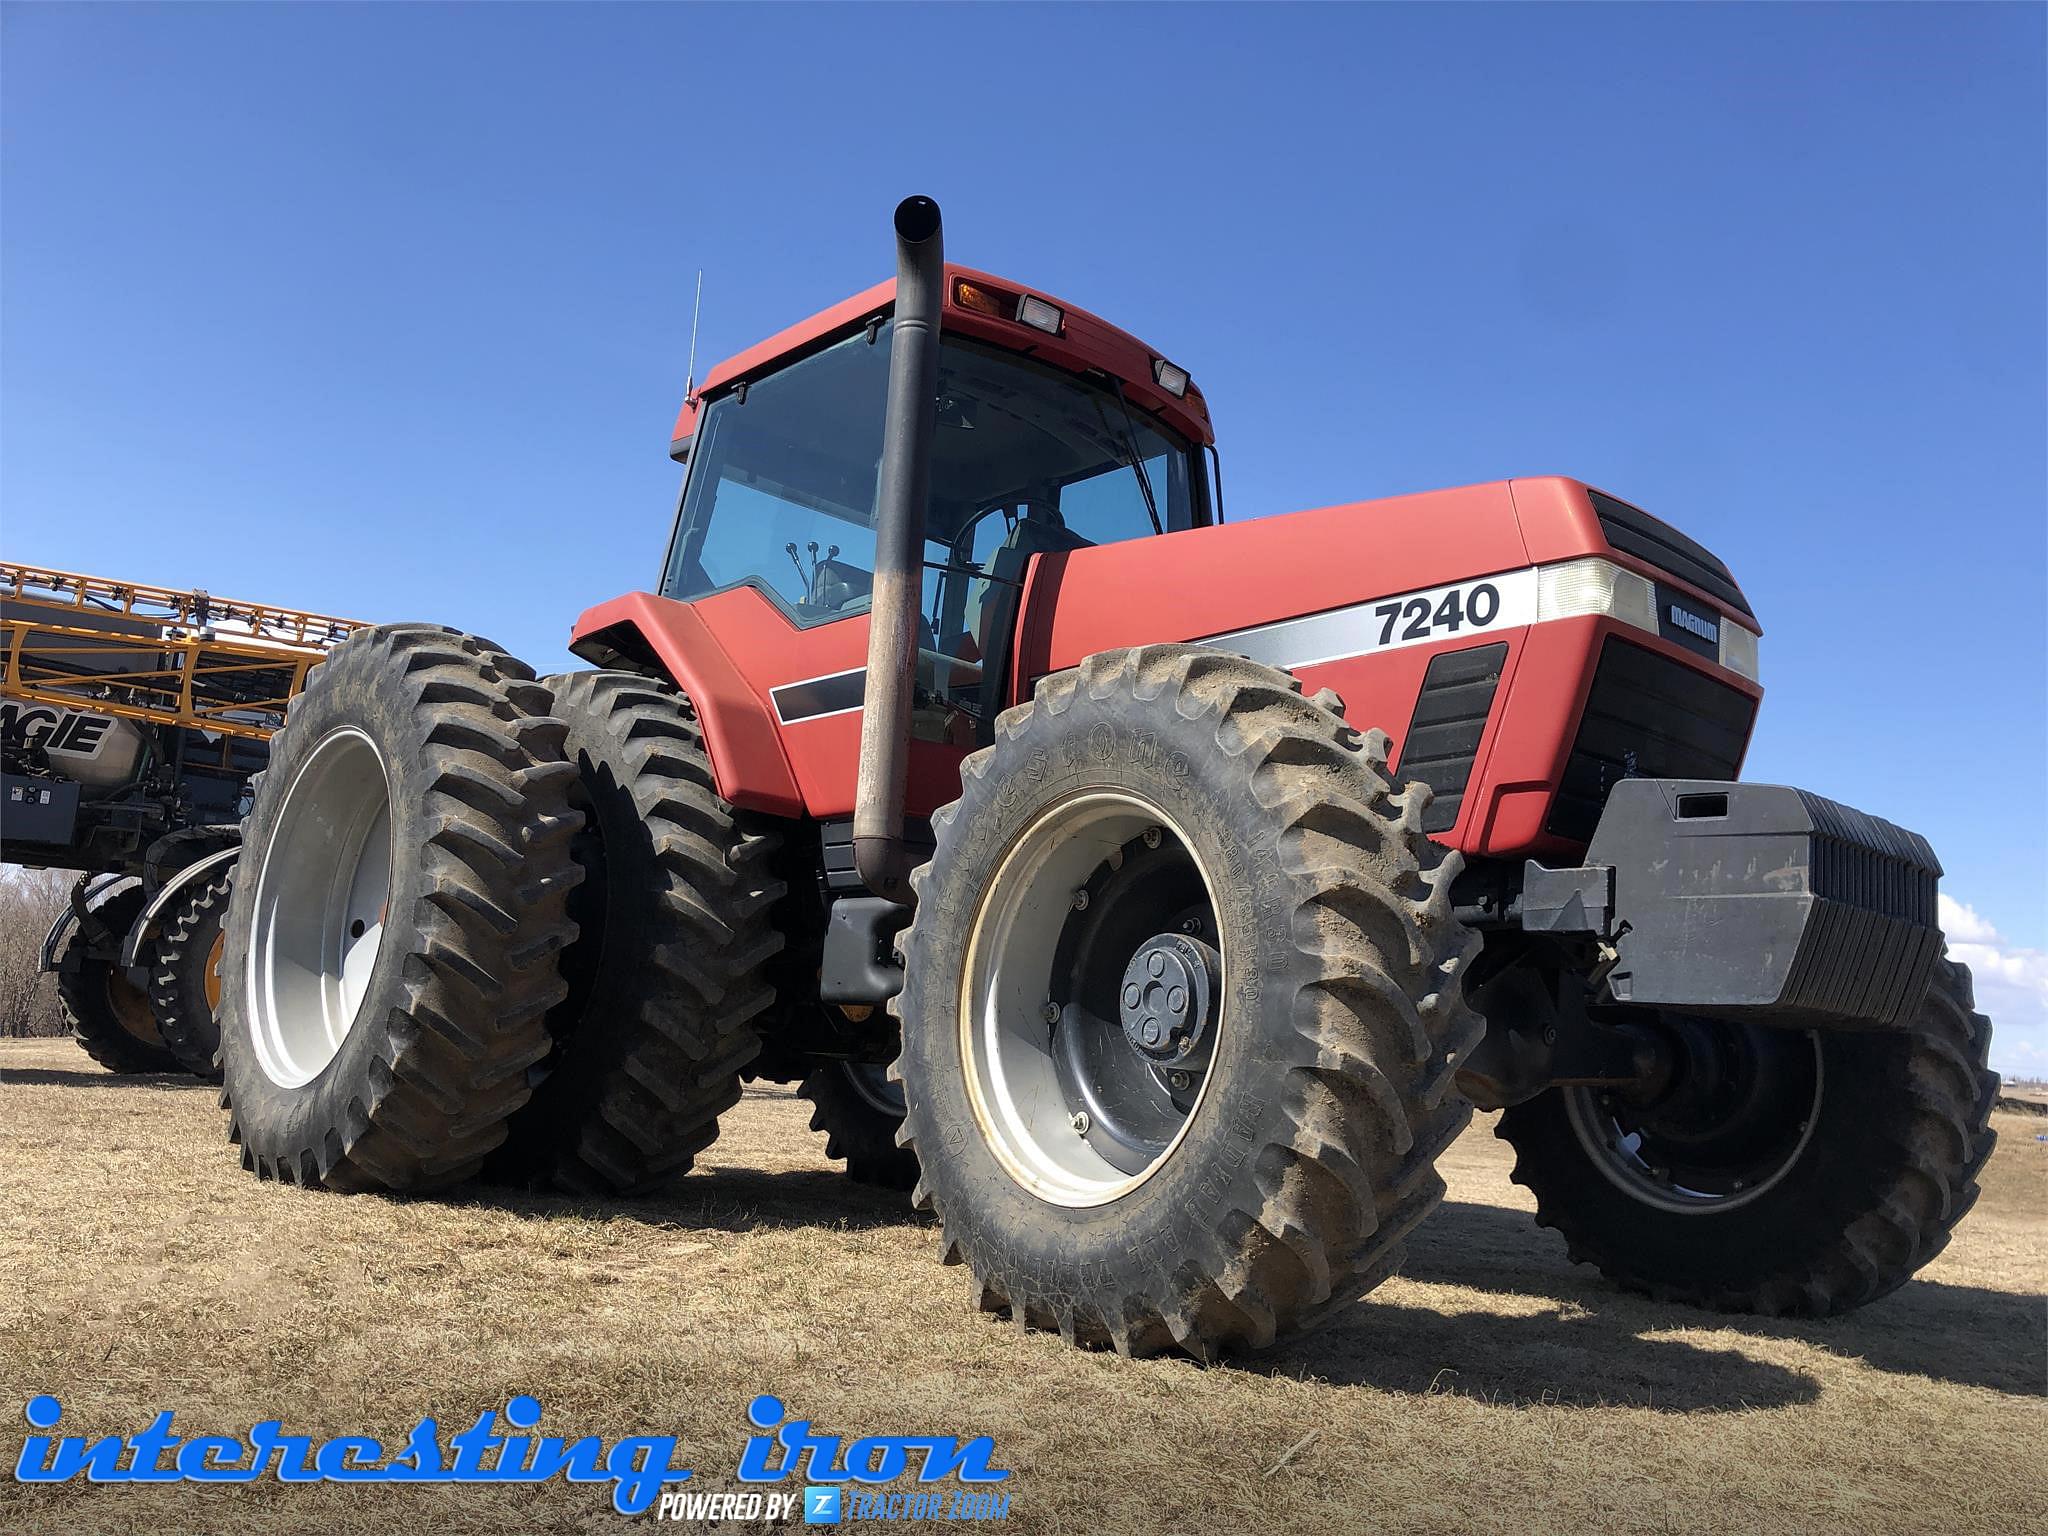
left=673, top=264, right=1213, bottom=455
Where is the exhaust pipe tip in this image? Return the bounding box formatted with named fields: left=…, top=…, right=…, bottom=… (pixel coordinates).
left=894, top=195, right=942, bottom=247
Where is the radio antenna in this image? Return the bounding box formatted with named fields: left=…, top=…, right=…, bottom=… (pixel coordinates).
left=683, top=268, right=704, bottom=402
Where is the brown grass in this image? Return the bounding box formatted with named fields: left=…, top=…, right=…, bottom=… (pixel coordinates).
left=1, top=1036, right=2041, bottom=1535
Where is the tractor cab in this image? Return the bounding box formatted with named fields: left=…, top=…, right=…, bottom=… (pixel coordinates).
left=654, top=270, right=1216, bottom=734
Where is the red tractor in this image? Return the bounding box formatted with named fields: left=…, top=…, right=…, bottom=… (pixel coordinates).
left=212, top=199, right=1997, bottom=1357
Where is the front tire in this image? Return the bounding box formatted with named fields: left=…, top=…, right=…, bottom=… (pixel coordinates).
left=1495, top=955, right=1999, bottom=1315
left=216, top=625, right=582, bottom=1192
left=895, top=646, right=1482, bottom=1358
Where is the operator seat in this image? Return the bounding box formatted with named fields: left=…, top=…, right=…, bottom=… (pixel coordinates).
left=961, top=510, right=1091, bottom=732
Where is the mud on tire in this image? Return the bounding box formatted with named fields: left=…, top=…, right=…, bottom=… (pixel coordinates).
left=59, top=878, right=179, bottom=1076
left=893, top=645, right=1482, bottom=1359
left=490, top=671, right=784, bottom=1195
left=215, top=625, right=582, bottom=1193
left=1495, top=955, right=1999, bottom=1316
left=149, top=869, right=233, bottom=1080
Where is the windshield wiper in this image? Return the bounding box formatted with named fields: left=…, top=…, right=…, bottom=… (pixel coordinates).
left=1097, top=381, right=1164, bottom=536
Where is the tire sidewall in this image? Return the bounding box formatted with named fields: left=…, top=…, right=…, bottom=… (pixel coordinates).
left=901, top=684, right=1312, bottom=1305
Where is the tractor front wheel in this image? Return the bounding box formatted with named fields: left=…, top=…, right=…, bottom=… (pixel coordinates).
left=1495, top=956, right=1999, bottom=1315
left=894, top=645, right=1482, bottom=1358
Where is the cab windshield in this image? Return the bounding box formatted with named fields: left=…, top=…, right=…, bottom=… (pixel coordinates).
left=660, top=323, right=1202, bottom=639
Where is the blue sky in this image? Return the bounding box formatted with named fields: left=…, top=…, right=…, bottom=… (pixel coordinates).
left=4, top=4, right=2043, bottom=1067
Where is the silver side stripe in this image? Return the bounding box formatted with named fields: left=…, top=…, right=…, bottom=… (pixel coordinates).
left=1202, top=569, right=1540, bottom=670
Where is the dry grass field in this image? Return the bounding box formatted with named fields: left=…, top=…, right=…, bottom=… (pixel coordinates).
left=1, top=1035, right=2041, bottom=1536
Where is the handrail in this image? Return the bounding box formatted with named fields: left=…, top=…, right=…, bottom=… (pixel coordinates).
left=2, top=613, right=322, bottom=742
left=0, top=559, right=362, bottom=651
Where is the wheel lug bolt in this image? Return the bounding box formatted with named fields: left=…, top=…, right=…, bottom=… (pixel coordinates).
left=1167, top=986, right=1186, bottom=1014
left=1148, top=953, right=1165, bottom=977
left=1071, top=889, right=1090, bottom=911
left=1071, top=1111, right=1090, bottom=1135
left=1170, top=1072, right=1191, bottom=1091
left=1141, top=1019, right=1162, bottom=1046
left=1122, top=983, right=1141, bottom=1009
left=1042, top=1000, right=1061, bottom=1024
left=1181, top=917, right=1200, bottom=934
left=1143, top=826, right=1163, bottom=849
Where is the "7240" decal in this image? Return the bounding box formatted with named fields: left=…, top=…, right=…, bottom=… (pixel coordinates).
left=1373, top=582, right=1502, bottom=646
left=1207, top=569, right=1539, bottom=671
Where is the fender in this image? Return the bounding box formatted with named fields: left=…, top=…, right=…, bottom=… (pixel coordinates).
left=567, top=591, right=805, bottom=817
left=119, top=845, right=241, bottom=969
left=39, top=872, right=134, bottom=973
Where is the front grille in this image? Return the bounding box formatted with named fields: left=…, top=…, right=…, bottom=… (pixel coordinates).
left=1589, top=490, right=1753, bottom=618
left=1398, top=642, right=1507, bottom=834
left=1546, top=637, right=1756, bottom=843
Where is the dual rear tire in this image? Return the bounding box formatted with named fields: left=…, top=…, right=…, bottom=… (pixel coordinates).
left=214, top=637, right=784, bottom=1196
left=490, top=671, right=784, bottom=1194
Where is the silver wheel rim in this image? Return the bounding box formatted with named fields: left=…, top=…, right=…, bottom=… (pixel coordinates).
left=959, top=791, right=1222, bottom=1208
left=246, top=726, right=394, bottom=1089
left=842, top=1060, right=905, bottom=1117
left=1563, top=1035, right=1824, bottom=1214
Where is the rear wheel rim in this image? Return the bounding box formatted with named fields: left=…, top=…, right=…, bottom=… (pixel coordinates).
left=246, top=727, right=393, bottom=1089
left=959, top=791, right=1223, bottom=1208
left=1564, top=1022, right=1824, bottom=1214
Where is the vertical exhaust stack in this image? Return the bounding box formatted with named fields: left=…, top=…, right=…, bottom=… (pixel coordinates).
left=854, top=195, right=944, bottom=904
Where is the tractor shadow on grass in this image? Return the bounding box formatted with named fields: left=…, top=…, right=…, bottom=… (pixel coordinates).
left=468, top=1169, right=2039, bottom=1410
left=0, top=1066, right=210, bottom=1091
left=469, top=1162, right=923, bottom=1237
left=469, top=1168, right=1821, bottom=1412
left=1336, top=1198, right=2048, bottom=1402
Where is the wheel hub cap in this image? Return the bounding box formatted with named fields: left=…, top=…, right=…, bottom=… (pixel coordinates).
left=1118, top=933, right=1218, bottom=1067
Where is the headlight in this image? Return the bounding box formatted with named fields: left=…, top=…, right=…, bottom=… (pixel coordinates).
left=1720, top=620, right=1761, bottom=682
left=1535, top=557, right=1659, bottom=635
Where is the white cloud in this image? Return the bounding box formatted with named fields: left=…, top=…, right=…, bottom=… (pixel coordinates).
left=1939, top=894, right=2048, bottom=1080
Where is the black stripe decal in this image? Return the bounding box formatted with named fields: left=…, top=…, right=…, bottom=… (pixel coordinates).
left=771, top=668, right=867, bottom=723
